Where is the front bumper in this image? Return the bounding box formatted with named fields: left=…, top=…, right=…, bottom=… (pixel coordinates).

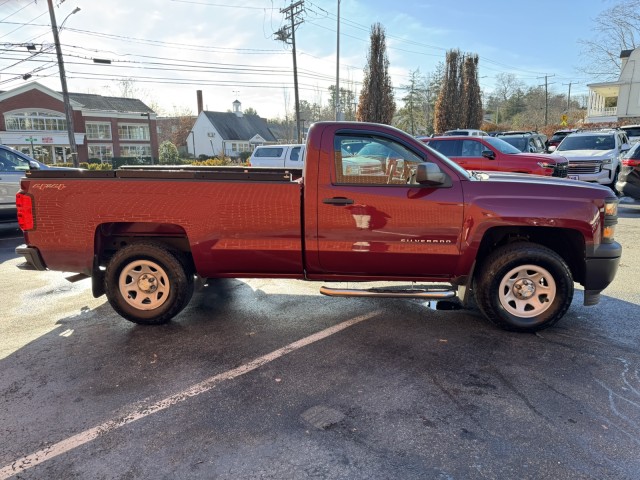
left=583, top=241, right=622, bottom=306
left=568, top=167, right=614, bottom=184
left=15, top=244, right=47, bottom=271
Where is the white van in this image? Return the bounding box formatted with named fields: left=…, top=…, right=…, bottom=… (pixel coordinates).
left=248, top=144, right=305, bottom=168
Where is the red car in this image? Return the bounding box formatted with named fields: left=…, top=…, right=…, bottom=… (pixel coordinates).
left=423, top=135, right=568, bottom=177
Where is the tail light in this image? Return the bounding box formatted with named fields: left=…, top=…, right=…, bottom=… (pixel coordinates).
left=16, top=192, right=34, bottom=231
left=622, top=158, right=640, bottom=167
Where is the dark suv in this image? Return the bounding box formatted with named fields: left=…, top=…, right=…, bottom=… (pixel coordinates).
left=422, top=136, right=568, bottom=177
left=496, top=132, right=548, bottom=153
left=616, top=142, right=640, bottom=200
left=547, top=129, right=577, bottom=152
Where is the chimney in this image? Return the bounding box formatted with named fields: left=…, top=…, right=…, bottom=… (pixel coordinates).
left=197, top=90, right=203, bottom=114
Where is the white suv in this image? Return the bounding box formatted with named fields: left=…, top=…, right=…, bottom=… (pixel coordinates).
left=555, top=129, right=631, bottom=189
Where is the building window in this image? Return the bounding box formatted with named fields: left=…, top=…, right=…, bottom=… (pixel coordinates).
left=4, top=111, right=67, bottom=131
left=231, top=143, right=237, bottom=152
left=88, top=144, right=114, bottom=162
left=118, top=124, right=149, bottom=140
left=120, top=144, right=151, bottom=158
left=86, top=122, right=112, bottom=140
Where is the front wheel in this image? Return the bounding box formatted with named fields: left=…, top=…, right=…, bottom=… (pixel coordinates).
left=105, top=243, right=194, bottom=325
left=474, top=243, right=574, bottom=332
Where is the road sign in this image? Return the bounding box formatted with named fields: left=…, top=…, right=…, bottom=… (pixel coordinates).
left=560, top=114, right=568, bottom=126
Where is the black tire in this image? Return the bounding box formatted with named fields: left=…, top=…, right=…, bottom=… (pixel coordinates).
left=474, top=242, right=573, bottom=332
left=105, top=243, right=194, bottom=325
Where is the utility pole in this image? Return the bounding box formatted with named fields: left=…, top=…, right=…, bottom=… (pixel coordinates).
left=47, top=1, right=79, bottom=167
left=335, top=0, right=343, bottom=121
left=538, top=74, right=555, bottom=126
left=562, top=82, right=573, bottom=111
left=276, top=1, right=304, bottom=143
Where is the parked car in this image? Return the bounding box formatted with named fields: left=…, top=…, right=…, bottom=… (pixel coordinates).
left=0, top=145, right=55, bottom=223
left=616, top=142, right=640, bottom=200
left=422, top=136, right=568, bottom=177
left=442, top=129, right=488, bottom=137
left=619, top=124, right=640, bottom=145
left=554, top=129, right=631, bottom=189
left=248, top=144, right=305, bottom=168
left=496, top=132, right=548, bottom=153
left=547, top=129, right=577, bottom=152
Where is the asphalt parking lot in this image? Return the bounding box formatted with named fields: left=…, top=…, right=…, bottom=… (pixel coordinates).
left=1, top=202, right=640, bottom=479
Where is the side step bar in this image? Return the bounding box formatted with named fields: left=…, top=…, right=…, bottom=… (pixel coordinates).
left=319, top=285, right=457, bottom=300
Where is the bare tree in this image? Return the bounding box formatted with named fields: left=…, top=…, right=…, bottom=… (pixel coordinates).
left=357, top=23, right=395, bottom=124
left=579, top=0, right=640, bottom=79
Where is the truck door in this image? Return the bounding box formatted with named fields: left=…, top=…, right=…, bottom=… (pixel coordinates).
left=311, top=131, right=465, bottom=277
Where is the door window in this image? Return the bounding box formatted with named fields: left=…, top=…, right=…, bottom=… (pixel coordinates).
left=290, top=147, right=301, bottom=161
left=428, top=140, right=460, bottom=157
left=334, top=135, right=423, bottom=185
left=461, top=140, right=483, bottom=157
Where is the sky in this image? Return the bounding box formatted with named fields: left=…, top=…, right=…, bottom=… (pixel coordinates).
left=0, top=0, right=618, bottom=119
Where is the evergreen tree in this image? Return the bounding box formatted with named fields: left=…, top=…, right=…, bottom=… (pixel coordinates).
left=394, top=69, right=429, bottom=135
left=357, top=23, right=395, bottom=124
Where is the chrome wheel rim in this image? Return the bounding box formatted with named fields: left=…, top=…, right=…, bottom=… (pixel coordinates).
left=498, top=264, right=556, bottom=318
left=119, top=259, right=170, bottom=311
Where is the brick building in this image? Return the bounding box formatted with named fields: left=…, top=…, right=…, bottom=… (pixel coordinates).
left=0, top=82, right=157, bottom=164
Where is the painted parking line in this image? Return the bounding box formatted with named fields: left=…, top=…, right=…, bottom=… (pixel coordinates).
left=0, top=311, right=381, bottom=479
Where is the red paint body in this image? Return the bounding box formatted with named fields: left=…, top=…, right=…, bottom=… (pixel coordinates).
left=18, top=122, right=614, bottom=287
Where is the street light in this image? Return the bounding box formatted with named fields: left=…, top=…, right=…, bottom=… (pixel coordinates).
left=46, top=2, right=80, bottom=167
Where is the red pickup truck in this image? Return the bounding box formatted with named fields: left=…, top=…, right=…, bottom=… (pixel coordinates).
left=15, top=122, right=621, bottom=332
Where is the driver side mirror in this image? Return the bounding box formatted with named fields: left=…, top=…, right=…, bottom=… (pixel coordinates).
left=29, top=161, right=40, bottom=170
left=547, top=145, right=557, bottom=152
left=415, top=162, right=450, bottom=187
left=481, top=150, right=495, bottom=160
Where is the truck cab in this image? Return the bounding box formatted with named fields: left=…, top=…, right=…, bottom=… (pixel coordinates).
left=248, top=144, right=305, bottom=168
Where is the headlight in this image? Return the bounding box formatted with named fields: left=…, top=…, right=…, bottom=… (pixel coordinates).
left=604, top=200, right=618, bottom=217
left=537, top=161, right=554, bottom=169
left=601, top=157, right=613, bottom=165
left=602, top=198, right=619, bottom=243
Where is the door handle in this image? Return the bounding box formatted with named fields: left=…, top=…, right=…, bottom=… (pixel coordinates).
left=323, top=197, right=354, bottom=206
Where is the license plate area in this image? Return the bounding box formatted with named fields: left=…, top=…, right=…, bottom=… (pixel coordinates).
left=568, top=175, right=579, bottom=180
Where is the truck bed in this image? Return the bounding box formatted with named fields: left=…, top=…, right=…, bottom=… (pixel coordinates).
left=22, top=166, right=304, bottom=278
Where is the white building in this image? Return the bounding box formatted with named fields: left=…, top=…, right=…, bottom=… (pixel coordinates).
left=586, top=47, right=640, bottom=124
left=188, top=100, right=276, bottom=159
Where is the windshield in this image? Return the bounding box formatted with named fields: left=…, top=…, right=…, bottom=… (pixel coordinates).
left=498, top=137, right=527, bottom=151
left=558, top=135, right=615, bottom=151
left=484, top=136, right=522, bottom=154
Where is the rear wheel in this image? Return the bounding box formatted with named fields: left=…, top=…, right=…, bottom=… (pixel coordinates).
left=474, top=243, right=573, bottom=332
left=105, top=243, right=194, bottom=325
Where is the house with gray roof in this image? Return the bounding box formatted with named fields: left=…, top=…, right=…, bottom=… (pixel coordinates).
left=188, top=100, right=276, bottom=159
left=0, top=81, right=157, bottom=164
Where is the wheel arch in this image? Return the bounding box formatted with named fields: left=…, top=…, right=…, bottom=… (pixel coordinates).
left=474, top=226, right=586, bottom=285
left=91, top=222, right=194, bottom=298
